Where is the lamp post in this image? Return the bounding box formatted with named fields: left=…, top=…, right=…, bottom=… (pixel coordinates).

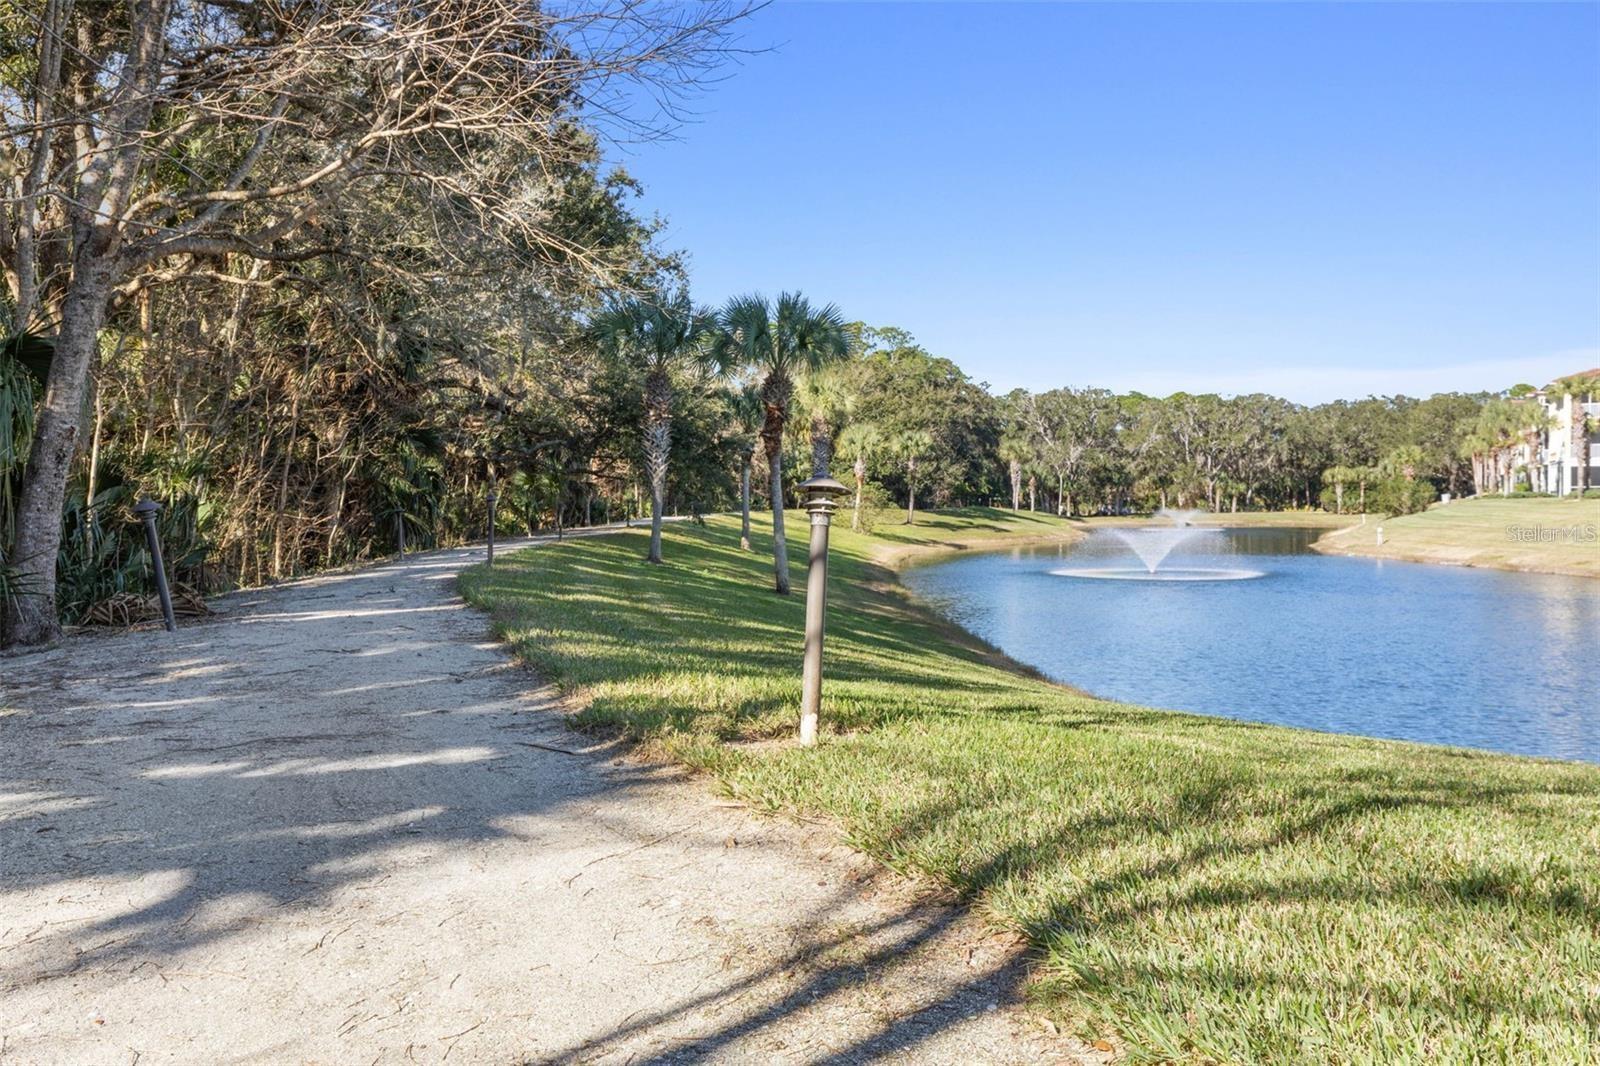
left=797, top=475, right=847, bottom=747
left=133, top=498, right=177, bottom=633
left=486, top=488, right=498, bottom=567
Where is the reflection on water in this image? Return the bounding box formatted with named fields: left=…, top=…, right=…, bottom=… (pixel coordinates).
left=901, top=527, right=1600, bottom=762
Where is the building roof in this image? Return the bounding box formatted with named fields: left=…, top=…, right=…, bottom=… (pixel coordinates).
left=1541, top=368, right=1600, bottom=390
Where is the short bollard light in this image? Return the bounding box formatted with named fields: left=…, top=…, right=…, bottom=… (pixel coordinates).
left=797, top=475, right=848, bottom=747
left=486, top=489, right=498, bottom=567
left=133, top=497, right=177, bottom=633
left=1376, top=525, right=1385, bottom=546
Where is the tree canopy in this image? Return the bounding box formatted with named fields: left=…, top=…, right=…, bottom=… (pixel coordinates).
left=0, top=1, right=1582, bottom=642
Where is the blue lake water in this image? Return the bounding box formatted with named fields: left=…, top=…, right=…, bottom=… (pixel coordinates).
left=900, top=527, right=1600, bottom=762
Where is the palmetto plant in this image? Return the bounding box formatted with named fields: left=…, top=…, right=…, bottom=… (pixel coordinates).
left=592, top=294, right=716, bottom=564
left=1, top=340, right=40, bottom=549
left=714, top=293, right=851, bottom=594
left=1, top=332, right=48, bottom=634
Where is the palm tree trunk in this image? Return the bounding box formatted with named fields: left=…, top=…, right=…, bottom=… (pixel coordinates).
left=810, top=413, right=832, bottom=477
left=769, top=450, right=789, bottom=592
left=1577, top=417, right=1592, bottom=496
left=1009, top=459, right=1021, bottom=510
left=643, top=369, right=671, bottom=564
left=760, top=372, right=793, bottom=594
left=906, top=458, right=916, bottom=524
left=852, top=453, right=865, bottom=532
left=739, top=452, right=752, bottom=550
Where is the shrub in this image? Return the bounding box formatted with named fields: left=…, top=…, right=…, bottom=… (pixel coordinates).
left=848, top=480, right=896, bottom=534
left=1373, top=477, right=1435, bottom=516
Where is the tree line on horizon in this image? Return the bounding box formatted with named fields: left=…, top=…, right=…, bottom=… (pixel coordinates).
left=742, top=339, right=1598, bottom=528
left=2, top=0, right=1596, bottom=647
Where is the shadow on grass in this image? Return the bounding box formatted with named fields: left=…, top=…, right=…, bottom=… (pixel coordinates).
left=460, top=516, right=1600, bottom=1061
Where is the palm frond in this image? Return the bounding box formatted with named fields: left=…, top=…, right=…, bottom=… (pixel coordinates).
left=592, top=293, right=715, bottom=375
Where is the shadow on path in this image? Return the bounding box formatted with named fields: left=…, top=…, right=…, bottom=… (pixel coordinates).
left=1, top=535, right=1079, bottom=1064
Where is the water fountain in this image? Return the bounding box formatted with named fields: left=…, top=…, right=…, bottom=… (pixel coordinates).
left=1050, top=509, right=1264, bottom=581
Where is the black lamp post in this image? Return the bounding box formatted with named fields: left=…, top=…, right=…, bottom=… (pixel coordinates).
left=133, top=498, right=177, bottom=633
left=797, top=475, right=847, bottom=746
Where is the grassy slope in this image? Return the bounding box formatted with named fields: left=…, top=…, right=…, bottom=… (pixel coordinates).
left=1314, top=496, right=1600, bottom=577
left=460, top=509, right=1600, bottom=1064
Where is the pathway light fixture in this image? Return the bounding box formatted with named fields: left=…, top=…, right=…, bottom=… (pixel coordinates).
left=798, top=476, right=848, bottom=747
left=133, top=498, right=177, bottom=633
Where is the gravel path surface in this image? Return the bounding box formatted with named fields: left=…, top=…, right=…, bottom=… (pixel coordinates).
left=1, top=535, right=1087, bottom=1065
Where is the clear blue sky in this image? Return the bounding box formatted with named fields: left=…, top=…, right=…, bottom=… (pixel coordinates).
left=607, top=1, right=1600, bottom=403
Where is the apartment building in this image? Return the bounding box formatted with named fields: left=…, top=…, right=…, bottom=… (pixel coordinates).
left=1521, top=369, right=1600, bottom=495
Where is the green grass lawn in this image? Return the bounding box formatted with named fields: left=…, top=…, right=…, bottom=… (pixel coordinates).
left=1315, top=495, right=1600, bottom=577
left=460, top=508, right=1600, bottom=1064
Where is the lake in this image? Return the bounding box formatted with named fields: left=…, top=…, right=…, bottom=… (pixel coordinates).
left=900, top=527, right=1600, bottom=762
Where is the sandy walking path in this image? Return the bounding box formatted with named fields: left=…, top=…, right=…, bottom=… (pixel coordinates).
left=1, top=534, right=1080, bottom=1064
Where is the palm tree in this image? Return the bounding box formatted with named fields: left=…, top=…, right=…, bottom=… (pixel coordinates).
left=590, top=293, right=714, bottom=564
left=727, top=383, right=762, bottom=550
left=1322, top=465, right=1351, bottom=513
left=1355, top=465, right=1377, bottom=511
left=714, top=293, right=851, bottom=594
left=1554, top=371, right=1600, bottom=496
left=1458, top=431, right=1493, bottom=497
left=799, top=363, right=857, bottom=477
left=891, top=429, right=934, bottom=524
left=836, top=422, right=882, bottom=532
left=997, top=435, right=1030, bottom=511
left=1378, top=444, right=1426, bottom=482
left=1506, top=407, right=1552, bottom=492
left=1460, top=399, right=1524, bottom=497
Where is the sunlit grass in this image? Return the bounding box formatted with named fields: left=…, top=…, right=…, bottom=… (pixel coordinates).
left=460, top=509, right=1600, bottom=1063
left=1317, top=495, right=1600, bottom=576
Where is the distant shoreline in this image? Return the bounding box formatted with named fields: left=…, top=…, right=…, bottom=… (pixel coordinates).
left=1310, top=496, right=1600, bottom=578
